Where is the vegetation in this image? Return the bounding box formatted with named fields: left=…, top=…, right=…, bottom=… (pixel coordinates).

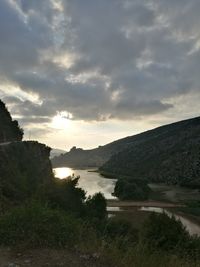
left=0, top=99, right=23, bottom=142
left=53, top=117, right=200, bottom=189
left=86, top=192, right=107, bottom=220
left=177, top=201, right=200, bottom=218
left=101, top=117, right=200, bottom=188
left=45, top=176, right=86, bottom=216
left=113, top=178, right=151, bottom=200
left=0, top=99, right=200, bottom=266
left=0, top=201, right=200, bottom=266
left=0, top=202, right=83, bottom=248
left=0, top=141, right=53, bottom=210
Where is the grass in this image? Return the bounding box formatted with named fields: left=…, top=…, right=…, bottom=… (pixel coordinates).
left=0, top=201, right=200, bottom=267
left=0, top=201, right=84, bottom=248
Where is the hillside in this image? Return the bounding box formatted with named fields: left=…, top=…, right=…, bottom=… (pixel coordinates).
left=0, top=99, right=23, bottom=142
left=100, top=117, right=200, bottom=187
left=52, top=117, right=200, bottom=187
left=0, top=99, right=53, bottom=211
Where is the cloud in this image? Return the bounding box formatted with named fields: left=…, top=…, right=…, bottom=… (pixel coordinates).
left=0, top=0, right=199, bottom=136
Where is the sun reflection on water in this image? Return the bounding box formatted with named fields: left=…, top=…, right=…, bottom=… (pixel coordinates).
left=54, top=167, right=74, bottom=179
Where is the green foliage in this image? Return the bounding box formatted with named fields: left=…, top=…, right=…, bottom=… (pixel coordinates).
left=178, top=201, right=200, bottom=217
left=86, top=192, right=107, bottom=220
left=45, top=176, right=86, bottom=216
left=102, top=242, right=200, bottom=267
left=101, top=117, right=200, bottom=188
left=141, top=212, right=190, bottom=251
left=104, top=217, right=138, bottom=245
left=0, top=99, right=23, bottom=142
left=0, top=142, right=53, bottom=205
left=0, top=202, right=82, bottom=247
left=113, top=178, right=151, bottom=200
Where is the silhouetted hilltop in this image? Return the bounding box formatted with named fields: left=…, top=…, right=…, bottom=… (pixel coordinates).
left=0, top=99, right=23, bottom=142
left=0, top=100, right=53, bottom=211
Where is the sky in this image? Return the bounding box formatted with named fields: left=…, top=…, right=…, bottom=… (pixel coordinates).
left=0, top=0, right=200, bottom=151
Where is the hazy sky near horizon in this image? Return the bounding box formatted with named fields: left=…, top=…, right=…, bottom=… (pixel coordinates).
left=0, top=0, right=200, bottom=150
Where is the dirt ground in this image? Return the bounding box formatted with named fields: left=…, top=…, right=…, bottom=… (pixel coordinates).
left=0, top=248, right=108, bottom=267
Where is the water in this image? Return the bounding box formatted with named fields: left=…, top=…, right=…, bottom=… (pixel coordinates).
left=140, top=207, right=200, bottom=236
left=53, top=167, right=200, bottom=236
left=53, top=167, right=117, bottom=199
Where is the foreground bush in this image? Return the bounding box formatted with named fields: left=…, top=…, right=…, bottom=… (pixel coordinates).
left=0, top=203, right=199, bottom=266
left=141, top=212, right=189, bottom=251
left=0, top=202, right=83, bottom=247
left=102, top=243, right=200, bottom=267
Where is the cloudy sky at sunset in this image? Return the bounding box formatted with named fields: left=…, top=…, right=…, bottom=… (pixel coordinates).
left=0, top=0, right=200, bottom=150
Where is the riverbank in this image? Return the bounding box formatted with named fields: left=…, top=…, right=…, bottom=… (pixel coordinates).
left=107, top=200, right=185, bottom=208
left=106, top=200, right=200, bottom=236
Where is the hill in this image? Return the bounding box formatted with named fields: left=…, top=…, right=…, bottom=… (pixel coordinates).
left=0, top=99, right=53, bottom=211
left=52, top=117, right=200, bottom=187
left=50, top=148, right=66, bottom=159
left=0, top=99, right=23, bottom=142
left=100, top=117, right=200, bottom=187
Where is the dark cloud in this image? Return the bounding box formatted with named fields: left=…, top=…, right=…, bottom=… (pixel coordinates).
left=0, top=0, right=199, bottom=133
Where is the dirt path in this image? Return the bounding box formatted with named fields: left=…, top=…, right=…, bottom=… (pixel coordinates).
left=107, top=200, right=185, bottom=208
left=0, top=248, right=107, bottom=267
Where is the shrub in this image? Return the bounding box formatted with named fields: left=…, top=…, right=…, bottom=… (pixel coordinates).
left=141, top=212, right=190, bottom=252
left=86, top=192, right=107, bottom=220
left=0, top=202, right=82, bottom=248
left=45, top=176, right=86, bottom=216
left=113, top=178, right=150, bottom=200
left=104, top=217, right=138, bottom=244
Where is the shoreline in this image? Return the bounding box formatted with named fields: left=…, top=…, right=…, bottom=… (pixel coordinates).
left=107, top=200, right=185, bottom=208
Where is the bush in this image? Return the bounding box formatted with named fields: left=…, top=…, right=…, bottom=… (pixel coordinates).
left=104, top=217, right=138, bottom=244
left=86, top=192, right=107, bottom=220
left=113, top=178, right=151, bottom=200
left=45, top=176, right=86, bottom=216
left=0, top=202, right=82, bottom=248
left=141, top=212, right=190, bottom=252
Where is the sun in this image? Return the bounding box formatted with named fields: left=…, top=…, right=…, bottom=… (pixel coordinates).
left=51, top=112, right=73, bottom=129
left=54, top=167, right=73, bottom=179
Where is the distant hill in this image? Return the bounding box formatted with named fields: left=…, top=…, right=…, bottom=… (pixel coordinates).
left=50, top=148, right=66, bottom=159
left=51, top=136, right=138, bottom=168
left=101, top=117, right=200, bottom=187
left=52, top=117, right=200, bottom=187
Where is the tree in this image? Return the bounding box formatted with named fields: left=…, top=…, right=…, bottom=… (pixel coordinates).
left=46, top=175, right=86, bottom=216
left=86, top=192, right=107, bottom=220
left=141, top=213, right=189, bottom=252
left=113, top=178, right=150, bottom=200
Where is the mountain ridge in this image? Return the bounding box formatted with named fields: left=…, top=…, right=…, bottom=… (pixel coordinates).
left=52, top=116, right=200, bottom=181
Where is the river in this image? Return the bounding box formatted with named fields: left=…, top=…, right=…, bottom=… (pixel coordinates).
left=54, top=167, right=117, bottom=199
left=53, top=167, right=200, bottom=236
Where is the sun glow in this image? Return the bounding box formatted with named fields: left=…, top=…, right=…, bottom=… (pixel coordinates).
left=51, top=112, right=73, bottom=129
left=54, top=167, right=73, bottom=179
